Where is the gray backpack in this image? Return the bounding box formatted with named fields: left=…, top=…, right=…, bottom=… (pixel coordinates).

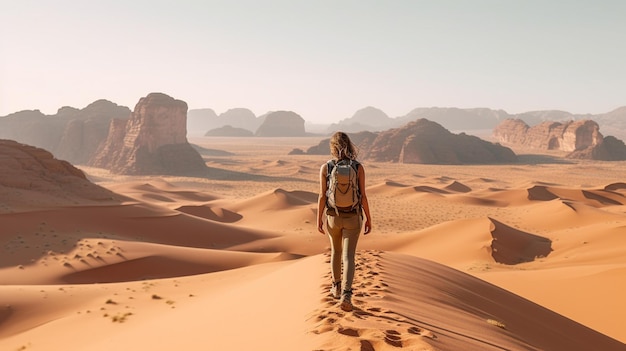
left=326, top=159, right=361, bottom=212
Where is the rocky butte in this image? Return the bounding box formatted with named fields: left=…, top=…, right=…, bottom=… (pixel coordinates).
left=364, top=119, right=517, bottom=164
left=493, top=119, right=603, bottom=152
left=493, top=118, right=626, bottom=160
left=90, top=93, right=207, bottom=175
left=255, top=111, right=306, bottom=137
left=0, top=100, right=130, bottom=164
left=295, top=119, right=516, bottom=164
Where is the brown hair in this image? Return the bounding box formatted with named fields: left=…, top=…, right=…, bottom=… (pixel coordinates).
left=329, top=132, right=358, bottom=160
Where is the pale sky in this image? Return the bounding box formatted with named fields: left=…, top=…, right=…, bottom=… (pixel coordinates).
left=1, top=0, right=625, bottom=123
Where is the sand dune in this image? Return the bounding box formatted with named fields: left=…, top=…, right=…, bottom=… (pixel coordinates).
left=1, top=137, right=626, bottom=350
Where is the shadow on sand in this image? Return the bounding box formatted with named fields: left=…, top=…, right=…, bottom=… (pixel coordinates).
left=203, top=166, right=313, bottom=183
left=514, top=154, right=574, bottom=165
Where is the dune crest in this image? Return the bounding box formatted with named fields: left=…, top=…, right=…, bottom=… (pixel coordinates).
left=311, top=251, right=623, bottom=351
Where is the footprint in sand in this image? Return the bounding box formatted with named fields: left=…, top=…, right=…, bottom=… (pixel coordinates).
left=338, top=327, right=360, bottom=337
left=312, top=250, right=439, bottom=350
left=409, top=326, right=437, bottom=340
left=384, top=329, right=403, bottom=347
left=359, top=340, right=375, bottom=351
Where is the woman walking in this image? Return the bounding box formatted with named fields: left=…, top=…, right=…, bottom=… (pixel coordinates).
left=317, top=132, right=372, bottom=312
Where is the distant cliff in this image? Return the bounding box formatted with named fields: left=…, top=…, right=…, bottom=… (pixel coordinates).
left=255, top=111, right=306, bottom=137
left=365, top=119, right=516, bottom=164
left=493, top=118, right=626, bottom=160
left=296, top=119, right=517, bottom=164
left=90, top=93, right=207, bottom=175
left=493, top=119, right=603, bottom=152
left=0, top=100, right=130, bottom=164
left=187, top=108, right=261, bottom=136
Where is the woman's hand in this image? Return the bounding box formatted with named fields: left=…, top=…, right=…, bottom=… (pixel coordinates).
left=317, top=216, right=325, bottom=234
left=364, top=218, right=372, bottom=235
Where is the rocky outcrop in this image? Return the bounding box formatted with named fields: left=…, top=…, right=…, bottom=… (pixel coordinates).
left=187, top=108, right=260, bottom=136
left=364, top=119, right=517, bottom=164
left=493, top=119, right=603, bottom=152
left=255, top=111, right=306, bottom=137
left=55, top=100, right=131, bottom=164
left=0, top=100, right=131, bottom=164
left=327, top=106, right=393, bottom=133
left=296, top=131, right=378, bottom=156
left=397, top=107, right=510, bottom=131
left=90, top=93, right=207, bottom=175
left=205, top=125, right=254, bottom=137
left=567, top=136, right=626, bottom=161
left=218, top=108, right=260, bottom=132
left=595, top=106, right=626, bottom=142
left=187, top=108, right=218, bottom=136
left=0, top=140, right=117, bottom=208
left=293, top=121, right=516, bottom=164
left=0, top=110, right=63, bottom=154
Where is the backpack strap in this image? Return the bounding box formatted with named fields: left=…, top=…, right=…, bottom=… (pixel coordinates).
left=325, top=160, right=335, bottom=209
left=351, top=160, right=362, bottom=207
left=326, top=159, right=335, bottom=190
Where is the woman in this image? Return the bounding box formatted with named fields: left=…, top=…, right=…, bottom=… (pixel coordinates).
left=317, top=131, right=372, bottom=312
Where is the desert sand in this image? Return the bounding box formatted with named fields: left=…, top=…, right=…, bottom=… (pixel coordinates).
left=1, top=136, right=625, bottom=351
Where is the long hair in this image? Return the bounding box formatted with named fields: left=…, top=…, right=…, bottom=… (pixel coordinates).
left=329, top=132, right=358, bottom=160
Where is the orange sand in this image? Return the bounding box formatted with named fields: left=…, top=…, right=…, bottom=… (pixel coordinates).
left=1, top=136, right=625, bottom=350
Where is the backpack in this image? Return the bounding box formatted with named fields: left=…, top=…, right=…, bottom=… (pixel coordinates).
left=326, top=159, right=361, bottom=213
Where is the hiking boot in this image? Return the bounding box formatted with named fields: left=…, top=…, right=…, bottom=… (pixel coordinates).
left=330, top=281, right=341, bottom=299
left=340, top=289, right=353, bottom=312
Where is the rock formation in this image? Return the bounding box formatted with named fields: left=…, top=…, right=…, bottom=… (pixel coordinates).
left=55, top=100, right=131, bottom=164
left=187, top=108, right=260, bottom=136
left=567, top=136, right=626, bottom=161
left=205, top=125, right=254, bottom=137
left=218, top=108, right=260, bottom=132
left=397, top=107, right=510, bottom=131
left=594, top=106, right=626, bottom=142
left=297, top=131, right=378, bottom=156
left=493, top=118, right=626, bottom=160
left=0, top=110, right=63, bottom=155
left=365, top=119, right=517, bottom=164
left=293, top=120, right=516, bottom=164
left=187, top=108, right=218, bottom=136
left=90, top=93, right=207, bottom=175
left=0, top=140, right=117, bottom=208
left=327, top=106, right=393, bottom=133
left=255, top=111, right=306, bottom=137
left=0, top=100, right=131, bottom=165
left=493, top=119, right=603, bottom=152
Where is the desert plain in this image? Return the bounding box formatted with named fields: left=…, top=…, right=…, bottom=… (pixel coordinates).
left=1, top=136, right=625, bottom=351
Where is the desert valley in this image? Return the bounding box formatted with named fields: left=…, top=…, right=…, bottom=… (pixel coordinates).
left=1, top=94, right=625, bottom=351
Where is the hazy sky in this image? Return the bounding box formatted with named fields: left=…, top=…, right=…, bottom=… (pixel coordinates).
left=2, top=0, right=625, bottom=123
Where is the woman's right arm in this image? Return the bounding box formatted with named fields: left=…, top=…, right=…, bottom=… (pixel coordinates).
left=358, top=165, right=372, bottom=234
left=317, top=163, right=328, bottom=234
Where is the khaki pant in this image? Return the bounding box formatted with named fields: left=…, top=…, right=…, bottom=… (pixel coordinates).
left=325, top=210, right=362, bottom=292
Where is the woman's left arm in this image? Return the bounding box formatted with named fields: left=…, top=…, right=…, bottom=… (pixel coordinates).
left=358, top=165, right=372, bottom=234
left=317, top=163, right=329, bottom=234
